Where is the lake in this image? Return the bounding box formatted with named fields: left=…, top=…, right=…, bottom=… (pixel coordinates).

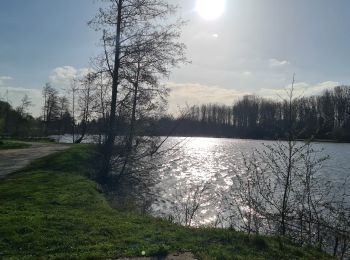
left=53, top=135, right=350, bottom=226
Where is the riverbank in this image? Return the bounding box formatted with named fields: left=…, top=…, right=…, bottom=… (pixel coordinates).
left=0, top=145, right=332, bottom=259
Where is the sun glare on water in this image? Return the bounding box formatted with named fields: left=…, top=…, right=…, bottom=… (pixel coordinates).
left=196, top=0, right=226, bottom=20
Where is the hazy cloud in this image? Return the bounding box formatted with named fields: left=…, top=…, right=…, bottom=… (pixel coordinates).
left=0, top=76, right=13, bottom=85
left=0, top=85, right=43, bottom=117
left=166, top=80, right=340, bottom=115
left=259, top=81, right=339, bottom=99
left=241, top=71, right=252, bottom=77
left=167, top=82, right=246, bottom=114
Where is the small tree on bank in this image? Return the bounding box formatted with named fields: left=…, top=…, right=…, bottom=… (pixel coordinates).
left=42, top=83, right=59, bottom=134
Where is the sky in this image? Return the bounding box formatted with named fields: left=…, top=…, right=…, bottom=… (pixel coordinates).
left=1, top=0, right=350, bottom=116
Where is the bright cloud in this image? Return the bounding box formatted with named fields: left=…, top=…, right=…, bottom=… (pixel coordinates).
left=49, top=66, right=91, bottom=88
left=0, top=66, right=92, bottom=117
left=269, top=58, right=290, bottom=68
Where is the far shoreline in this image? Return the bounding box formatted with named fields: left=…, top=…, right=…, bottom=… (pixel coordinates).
left=47, top=134, right=350, bottom=145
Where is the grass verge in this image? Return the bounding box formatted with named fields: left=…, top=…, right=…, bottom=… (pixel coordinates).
left=0, top=145, right=332, bottom=259
left=0, top=140, right=31, bottom=150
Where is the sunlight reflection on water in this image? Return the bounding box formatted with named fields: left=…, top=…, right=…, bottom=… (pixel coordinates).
left=152, top=137, right=350, bottom=226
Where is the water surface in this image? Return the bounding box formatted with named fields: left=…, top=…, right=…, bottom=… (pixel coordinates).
left=152, top=137, right=350, bottom=225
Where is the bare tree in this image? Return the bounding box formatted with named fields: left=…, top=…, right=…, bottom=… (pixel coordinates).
left=57, top=96, right=70, bottom=137
left=75, top=73, right=97, bottom=144
left=159, top=182, right=213, bottom=227
left=222, top=77, right=350, bottom=257
left=42, top=83, right=59, bottom=134
left=89, top=0, right=187, bottom=182
left=223, top=154, right=266, bottom=235
left=16, top=94, right=32, bottom=116
left=93, top=72, right=111, bottom=144
left=66, top=79, right=80, bottom=143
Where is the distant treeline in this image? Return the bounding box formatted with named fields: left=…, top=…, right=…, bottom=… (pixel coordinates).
left=0, top=100, right=42, bottom=137
left=1, top=85, right=350, bottom=142
left=154, top=85, right=350, bottom=141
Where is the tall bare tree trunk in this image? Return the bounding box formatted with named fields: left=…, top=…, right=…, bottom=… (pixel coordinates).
left=72, top=84, right=76, bottom=143
left=119, top=62, right=141, bottom=176
left=280, top=74, right=295, bottom=236
left=100, top=0, right=123, bottom=183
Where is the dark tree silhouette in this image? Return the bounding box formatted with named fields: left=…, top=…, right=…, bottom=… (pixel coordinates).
left=154, top=85, right=350, bottom=142
left=89, top=0, right=187, bottom=183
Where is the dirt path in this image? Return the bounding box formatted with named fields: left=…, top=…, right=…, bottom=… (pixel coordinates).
left=0, top=142, right=69, bottom=179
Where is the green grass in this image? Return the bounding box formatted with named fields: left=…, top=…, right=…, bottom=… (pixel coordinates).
left=0, top=140, right=31, bottom=150
left=0, top=145, right=332, bottom=259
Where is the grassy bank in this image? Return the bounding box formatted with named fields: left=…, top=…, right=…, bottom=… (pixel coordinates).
left=0, top=140, right=31, bottom=150
left=0, top=145, right=332, bottom=259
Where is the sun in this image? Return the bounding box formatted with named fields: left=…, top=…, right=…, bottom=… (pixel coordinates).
left=196, top=0, right=226, bottom=21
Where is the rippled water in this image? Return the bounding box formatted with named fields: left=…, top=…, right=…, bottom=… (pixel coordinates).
left=152, top=137, right=350, bottom=226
